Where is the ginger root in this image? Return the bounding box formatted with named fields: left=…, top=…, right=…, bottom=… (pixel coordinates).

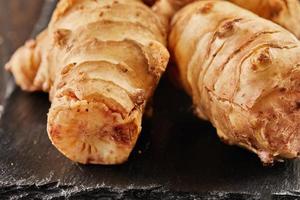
left=5, top=0, right=169, bottom=164
left=166, top=0, right=300, bottom=164
left=228, top=0, right=300, bottom=39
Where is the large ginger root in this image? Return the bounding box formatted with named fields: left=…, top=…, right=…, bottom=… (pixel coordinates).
left=228, top=0, right=300, bottom=39
left=165, top=0, right=300, bottom=164
left=5, top=0, right=169, bottom=164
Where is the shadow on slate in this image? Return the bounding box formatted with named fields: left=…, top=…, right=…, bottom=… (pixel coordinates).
left=0, top=1, right=300, bottom=199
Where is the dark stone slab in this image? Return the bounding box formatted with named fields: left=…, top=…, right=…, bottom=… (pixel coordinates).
left=0, top=0, right=45, bottom=115
left=0, top=1, right=300, bottom=199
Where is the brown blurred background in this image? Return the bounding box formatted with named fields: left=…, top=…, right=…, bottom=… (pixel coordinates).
left=0, top=0, right=45, bottom=108
left=0, top=0, right=44, bottom=57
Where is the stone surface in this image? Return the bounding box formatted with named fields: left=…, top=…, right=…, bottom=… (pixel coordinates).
left=0, top=1, right=300, bottom=199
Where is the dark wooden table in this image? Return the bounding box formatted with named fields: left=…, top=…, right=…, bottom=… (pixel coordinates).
left=1, top=1, right=300, bottom=199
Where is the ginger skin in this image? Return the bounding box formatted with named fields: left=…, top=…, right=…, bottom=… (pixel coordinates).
left=5, top=0, right=169, bottom=164
left=228, top=0, right=300, bottom=39
left=162, top=0, right=300, bottom=164
left=154, top=0, right=300, bottom=39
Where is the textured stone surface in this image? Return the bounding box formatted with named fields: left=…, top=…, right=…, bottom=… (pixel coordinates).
left=0, top=1, right=300, bottom=199
left=0, top=0, right=45, bottom=116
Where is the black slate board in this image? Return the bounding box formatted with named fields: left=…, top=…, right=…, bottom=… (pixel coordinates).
left=1, top=1, right=300, bottom=199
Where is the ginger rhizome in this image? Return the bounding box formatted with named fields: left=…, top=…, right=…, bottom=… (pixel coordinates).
left=5, top=0, right=169, bottom=164
left=166, top=0, right=300, bottom=164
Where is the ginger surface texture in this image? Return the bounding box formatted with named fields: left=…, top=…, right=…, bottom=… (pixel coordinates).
left=228, top=0, right=300, bottom=39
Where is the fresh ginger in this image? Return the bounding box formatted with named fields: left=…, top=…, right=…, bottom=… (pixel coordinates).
left=228, top=0, right=300, bottom=39
left=158, top=0, right=300, bottom=164
left=5, top=0, right=169, bottom=164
